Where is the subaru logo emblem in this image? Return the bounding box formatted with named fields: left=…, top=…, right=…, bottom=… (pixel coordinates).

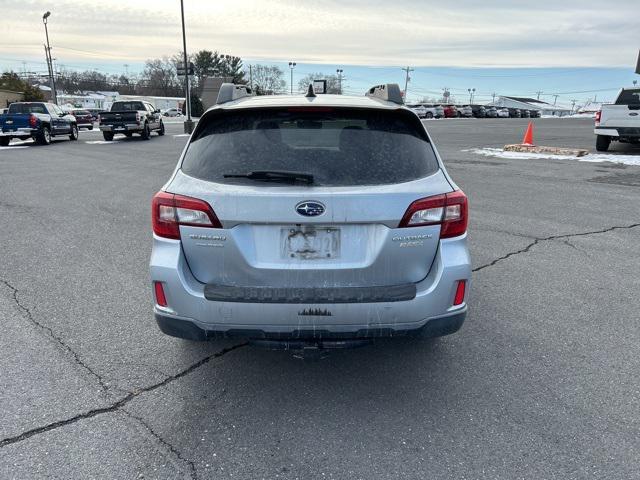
left=296, top=201, right=325, bottom=217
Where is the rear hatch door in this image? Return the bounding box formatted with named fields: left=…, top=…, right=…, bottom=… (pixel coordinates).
left=171, top=105, right=451, bottom=289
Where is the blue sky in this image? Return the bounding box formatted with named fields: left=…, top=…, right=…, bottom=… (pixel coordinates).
left=1, top=0, right=637, bottom=104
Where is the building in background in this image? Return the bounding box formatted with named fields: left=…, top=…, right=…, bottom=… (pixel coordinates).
left=201, top=77, right=233, bottom=110
left=58, top=92, right=107, bottom=110
left=490, top=96, right=572, bottom=117
left=0, top=88, right=23, bottom=107
left=117, top=94, right=184, bottom=111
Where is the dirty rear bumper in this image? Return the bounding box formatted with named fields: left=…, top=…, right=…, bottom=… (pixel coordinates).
left=155, top=308, right=467, bottom=344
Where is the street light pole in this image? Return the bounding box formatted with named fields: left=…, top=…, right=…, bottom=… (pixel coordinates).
left=289, top=62, right=296, bottom=94
left=336, top=69, right=343, bottom=94
left=179, top=0, right=193, bottom=133
left=42, top=11, right=57, bottom=104
left=468, top=88, right=475, bottom=104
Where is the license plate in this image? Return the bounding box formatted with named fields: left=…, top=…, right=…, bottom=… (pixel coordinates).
left=281, top=226, right=340, bottom=260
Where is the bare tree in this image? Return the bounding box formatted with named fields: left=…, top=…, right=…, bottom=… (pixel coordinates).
left=297, top=72, right=340, bottom=94
left=250, top=65, right=286, bottom=95
left=139, top=57, right=181, bottom=96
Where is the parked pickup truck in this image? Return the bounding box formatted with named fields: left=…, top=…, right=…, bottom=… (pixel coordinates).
left=595, top=87, right=640, bottom=151
left=99, top=100, right=165, bottom=141
left=0, top=102, right=78, bottom=146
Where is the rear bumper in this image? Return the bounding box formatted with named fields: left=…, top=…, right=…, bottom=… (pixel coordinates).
left=155, top=308, right=467, bottom=342
left=100, top=124, right=141, bottom=132
left=0, top=128, right=36, bottom=137
left=150, top=234, right=472, bottom=339
left=595, top=127, right=640, bottom=138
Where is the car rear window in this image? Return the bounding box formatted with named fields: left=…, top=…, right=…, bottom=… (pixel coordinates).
left=181, top=107, right=439, bottom=187
left=8, top=103, right=47, bottom=114
left=615, top=89, right=640, bottom=105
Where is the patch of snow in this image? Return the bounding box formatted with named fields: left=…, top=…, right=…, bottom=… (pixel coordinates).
left=464, top=147, right=640, bottom=166
left=173, top=134, right=191, bottom=137
left=7, top=139, right=35, bottom=146
left=85, top=140, right=121, bottom=145
left=0, top=145, right=28, bottom=150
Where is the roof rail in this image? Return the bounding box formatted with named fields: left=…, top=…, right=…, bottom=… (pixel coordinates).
left=216, top=83, right=252, bottom=104
left=365, top=83, right=403, bottom=105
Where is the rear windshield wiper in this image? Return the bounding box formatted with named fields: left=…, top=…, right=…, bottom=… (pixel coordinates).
left=223, top=170, right=314, bottom=184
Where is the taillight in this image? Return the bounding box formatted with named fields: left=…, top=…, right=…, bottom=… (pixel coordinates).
left=595, top=110, right=601, bottom=126
left=154, top=281, right=167, bottom=307
left=152, top=191, right=222, bottom=239
left=453, top=280, right=466, bottom=306
left=399, top=190, right=468, bottom=238
left=29, top=114, right=37, bottom=128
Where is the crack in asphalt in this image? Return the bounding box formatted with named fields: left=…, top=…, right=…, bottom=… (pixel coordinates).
left=0, top=342, right=248, bottom=449
left=473, top=223, right=640, bottom=272
left=0, top=278, right=111, bottom=392
left=125, top=411, right=199, bottom=480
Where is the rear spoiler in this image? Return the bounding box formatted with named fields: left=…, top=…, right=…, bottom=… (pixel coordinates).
left=365, top=83, right=404, bottom=105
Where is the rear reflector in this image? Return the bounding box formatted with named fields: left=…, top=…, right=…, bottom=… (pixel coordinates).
left=399, top=190, right=468, bottom=238
left=154, top=282, right=167, bottom=307
left=453, top=280, right=466, bottom=306
left=152, top=191, right=222, bottom=239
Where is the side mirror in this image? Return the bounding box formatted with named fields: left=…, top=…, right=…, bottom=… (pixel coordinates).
left=154, top=109, right=161, bottom=114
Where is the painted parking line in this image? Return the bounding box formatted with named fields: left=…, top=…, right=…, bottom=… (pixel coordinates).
left=85, top=140, right=121, bottom=145
left=173, top=134, right=191, bottom=137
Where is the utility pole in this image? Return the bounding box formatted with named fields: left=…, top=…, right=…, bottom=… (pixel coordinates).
left=249, top=65, right=253, bottom=91
left=536, top=90, right=543, bottom=100
left=288, top=62, right=296, bottom=94
left=336, top=68, right=343, bottom=94
left=570, top=99, right=577, bottom=113
left=552, top=94, right=559, bottom=105
left=42, top=11, right=57, bottom=104
left=468, top=88, right=475, bottom=104
left=491, top=92, right=497, bottom=104
left=402, top=66, right=414, bottom=101
left=179, top=0, right=193, bottom=133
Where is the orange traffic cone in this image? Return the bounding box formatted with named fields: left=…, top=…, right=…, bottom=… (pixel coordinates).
left=522, top=122, right=534, bottom=145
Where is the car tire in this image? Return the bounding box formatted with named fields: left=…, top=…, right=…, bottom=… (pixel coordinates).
left=596, top=135, right=611, bottom=152
left=157, top=121, right=165, bottom=136
left=0, top=137, right=10, bottom=147
left=124, top=132, right=133, bottom=138
left=69, top=124, right=78, bottom=141
left=141, top=122, right=150, bottom=140
left=102, top=131, right=114, bottom=141
left=88, top=126, right=93, bottom=130
left=425, top=112, right=433, bottom=119
left=36, top=126, right=51, bottom=145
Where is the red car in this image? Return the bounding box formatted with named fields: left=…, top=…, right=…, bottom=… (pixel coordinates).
left=70, top=109, right=94, bottom=130
left=442, top=105, right=458, bottom=118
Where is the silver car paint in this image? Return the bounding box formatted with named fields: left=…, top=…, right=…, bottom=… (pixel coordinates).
left=150, top=94, right=471, bottom=336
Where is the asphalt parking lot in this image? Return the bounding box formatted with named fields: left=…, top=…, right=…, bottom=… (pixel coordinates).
left=1, top=118, right=639, bottom=479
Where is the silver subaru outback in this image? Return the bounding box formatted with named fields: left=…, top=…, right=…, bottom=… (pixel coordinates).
left=150, top=83, right=471, bottom=347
